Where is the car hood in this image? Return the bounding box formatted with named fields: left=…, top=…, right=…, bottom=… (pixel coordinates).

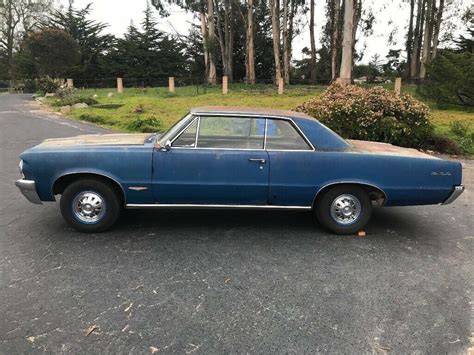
left=347, top=139, right=438, bottom=159
left=34, top=133, right=152, bottom=148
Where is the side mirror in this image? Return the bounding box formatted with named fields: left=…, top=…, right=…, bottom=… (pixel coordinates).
left=164, top=140, right=172, bottom=151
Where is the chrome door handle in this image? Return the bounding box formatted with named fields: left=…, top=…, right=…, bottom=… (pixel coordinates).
left=248, top=158, right=266, bottom=164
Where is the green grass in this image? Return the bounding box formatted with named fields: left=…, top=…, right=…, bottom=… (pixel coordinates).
left=46, top=86, right=322, bottom=132
left=45, top=84, right=474, bottom=155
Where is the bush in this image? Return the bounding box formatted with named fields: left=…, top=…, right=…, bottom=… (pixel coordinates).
left=126, top=117, right=162, bottom=133
left=418, top=51, right=474, bottom=107
left=449, top=121, right=474, bottom=155
left=37, top=76, right=60, bottom=95
left=423, top=135, right=463, bottom=155
left=296, top=83, right=434, bottom=149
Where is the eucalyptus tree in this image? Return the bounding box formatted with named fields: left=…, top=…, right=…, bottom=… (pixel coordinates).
left=339, top=0, right=353, bottom=82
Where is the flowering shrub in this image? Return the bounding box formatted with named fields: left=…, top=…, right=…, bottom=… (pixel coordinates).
left=296, top=83, right=434, bottom=148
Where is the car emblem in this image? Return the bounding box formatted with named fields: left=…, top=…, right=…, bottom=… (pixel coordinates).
left=431, top=172, right=451, bottom=176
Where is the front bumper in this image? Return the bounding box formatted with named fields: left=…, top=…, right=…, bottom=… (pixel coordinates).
left=442, top=185, right=464, bottom=205
left=15, top=179, right=43, bottom=205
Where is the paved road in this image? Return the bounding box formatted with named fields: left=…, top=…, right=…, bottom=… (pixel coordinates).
left=0, top=94, right=472, bottom=353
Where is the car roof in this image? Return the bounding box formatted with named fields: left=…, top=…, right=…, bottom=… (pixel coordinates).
left=190, top=106, right=314, bottom=121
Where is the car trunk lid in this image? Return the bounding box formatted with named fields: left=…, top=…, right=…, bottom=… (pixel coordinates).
left=347, top=139, right=438, bottom=159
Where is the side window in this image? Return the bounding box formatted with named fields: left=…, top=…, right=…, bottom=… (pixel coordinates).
left=197, top=116, right=265, bottom=149
left=172, top=119, right=198, bottom=147
left=265, top=119, right=312, bottom=150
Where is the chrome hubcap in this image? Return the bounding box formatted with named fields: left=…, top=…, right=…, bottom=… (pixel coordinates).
left=330, top=194, right=361, bottom=225
left=72, top=191, right=106, bottom=224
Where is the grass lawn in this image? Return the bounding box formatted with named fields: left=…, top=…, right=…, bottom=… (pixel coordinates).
left=44, top=84, right=474, bottom=156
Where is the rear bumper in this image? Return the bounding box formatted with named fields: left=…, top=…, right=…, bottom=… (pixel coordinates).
left=15, top=179, right=43, bottom=205
left=442, top=185, right=464, bottom=205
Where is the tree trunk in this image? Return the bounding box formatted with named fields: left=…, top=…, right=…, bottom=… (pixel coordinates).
left=331, top=0, right=341, bottom=81
left=270, top=0, right=282, bottom=82
left=246, top=0, right=256, bottom=84
left=419, top=0, right=433, bottom=79
left=410, top=0, right=424, bottom=80
left=207, top=0, right=217, bottom=85
left=200, top=10, right=209, bottom=82
left=339, top=0, right=354, bottom=83
left=431, top=0, right=444, bottom=59
left=406, top=0, right=415, bottom=79
left=282, top=0, right=290, bottom=84
left=309, top=0, right=317, bottom=83
left=351, top=0, right=361, bottom=74
left=227, top=0, right=234, bottom=82
left=287, top=0, right=296, bottom=81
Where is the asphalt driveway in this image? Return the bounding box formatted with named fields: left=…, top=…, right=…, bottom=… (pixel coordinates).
left=0, top=94, right=472, bottom=353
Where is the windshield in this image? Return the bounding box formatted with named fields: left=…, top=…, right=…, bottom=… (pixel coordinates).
left=157, top=113, right=193, bottom=146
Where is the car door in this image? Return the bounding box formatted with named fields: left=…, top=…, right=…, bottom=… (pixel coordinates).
left=152, top=115, right=270, bottom=205
left=265, top=118, right=317, bottom=207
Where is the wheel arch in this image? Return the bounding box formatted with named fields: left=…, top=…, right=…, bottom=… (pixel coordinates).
left=312, top=181, right=387, bottom=208
left=52, top=172, right=126, bottom=204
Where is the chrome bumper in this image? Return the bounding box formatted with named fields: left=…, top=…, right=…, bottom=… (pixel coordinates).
left=442, top=185, right=464, bottom=205
left=15, top=179, right=43, bottom=205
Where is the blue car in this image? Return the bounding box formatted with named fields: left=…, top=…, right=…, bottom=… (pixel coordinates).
left=16, top=106, right=464, bottom=234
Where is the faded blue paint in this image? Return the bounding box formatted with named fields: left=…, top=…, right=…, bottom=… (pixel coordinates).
left=152, top=149, right=270, bottom=204
left=18, top=112, right=463, bottom=207
left=20, top=144, right=154, bottom=203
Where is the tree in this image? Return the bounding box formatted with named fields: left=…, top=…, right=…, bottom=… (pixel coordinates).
left=214, top=0, right=234, bottom=81
left=309, top=0, right=317, bottom=83
left=409, top=0, right=424, bottom=80
left=269, top=0, right=282, bottom=81
left=339, top=0, right=353, bottom=83
left=207, top=0, right=217, bottom=84
left=105, top=4, right=189, bottom=82
left=151, top=0, right=216, bottom=83
left=238, top=0, right=256, bottom=83
left=44, top=2, right=113, bottom=80
left=419, top=0, right=433, bottom=79
left=419, top=50, right=473, bottom=106
left=405, top=0, right=415, bottom=78
left=328, top=0, right=342, bottom=81
left=22, top=29, right=80, bottom=77
left=0, top=0, right=53, bottom=79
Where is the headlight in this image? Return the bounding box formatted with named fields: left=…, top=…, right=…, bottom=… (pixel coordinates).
left=19, top=160, right=24, bottom=176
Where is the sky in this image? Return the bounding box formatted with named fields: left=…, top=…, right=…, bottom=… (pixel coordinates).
left=58, top=0, right=459, bottom=65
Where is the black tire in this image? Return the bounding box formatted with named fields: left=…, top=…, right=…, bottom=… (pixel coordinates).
left=60, top=179, right=121, bottom=233
left=315, top=185, right=372, bottom=235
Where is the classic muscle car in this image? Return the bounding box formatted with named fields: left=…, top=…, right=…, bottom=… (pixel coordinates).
left=16, top=106, right=464, bottom=234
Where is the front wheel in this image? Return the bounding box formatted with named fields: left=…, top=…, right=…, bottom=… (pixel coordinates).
left=60, top=179, right=121, bottom=233
left=315, top=185, right=372, bottom=235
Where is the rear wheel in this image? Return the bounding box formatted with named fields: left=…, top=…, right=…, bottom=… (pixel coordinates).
left=315, top=185, right=372, bottom=234
left=60, top=179, right=121, bottom=233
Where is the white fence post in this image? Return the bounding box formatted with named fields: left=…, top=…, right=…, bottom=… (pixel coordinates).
left=117, top=78, right=124, bottom=93
left=394, top=77, right=402, bottom=95
left=169, top=77, right=175, bottom=93
left=222, top=76, right=228, bottom=95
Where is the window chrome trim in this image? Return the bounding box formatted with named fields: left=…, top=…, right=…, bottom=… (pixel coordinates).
left=194, top=116, right=201, bottom=148
left=169, top=116, right=198, bottom=147
left=125, top=203, right=312, bottom=210
left=167, top=113, right=315, bottom=152
left=263, top=119, right=268, bottom=150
